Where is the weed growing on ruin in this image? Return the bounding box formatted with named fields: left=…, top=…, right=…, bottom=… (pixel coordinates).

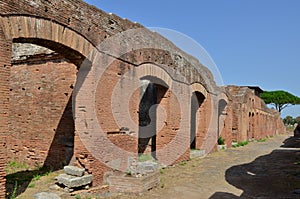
left=6, top=166, right=53, bottom=198
left=9, top=182, right=18, bottom=199
left=5, top=160, right=29, bottom=174
left=160, top=168, right=165, bottom=174
left=232, top=141, right=249, bottom=147
left=125, top=170, right=132, bottom=176
left=33, top=173, right=41, bottom=181
left=179, top=161, right=187, bottom=166
left=138, top=154, right=156, bottom=162
left=257, top=138, right=267, bottom=142
left=28, top=182, right=35, bottom=188
left=75, top=195, right=81, bottom=199
left=218, top=136, right=225, bottom=145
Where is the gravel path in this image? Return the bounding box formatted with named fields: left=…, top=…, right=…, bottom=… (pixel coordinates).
left=17, top=133, right=300, bottom=199
left=115, top=133, right=300, bottom=199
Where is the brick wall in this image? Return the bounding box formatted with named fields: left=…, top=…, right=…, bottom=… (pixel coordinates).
left=0, top=19, right=10, bottom=199
left=8, top=43, right=77, bottom=169
left=0, top=1, right=285, bottom=194
left=226, top=86, right=285, bottom=143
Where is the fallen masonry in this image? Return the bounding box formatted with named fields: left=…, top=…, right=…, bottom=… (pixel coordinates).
left=64, top=165, right=84, bottom=177
left=56, top=166, right=92, bottom=192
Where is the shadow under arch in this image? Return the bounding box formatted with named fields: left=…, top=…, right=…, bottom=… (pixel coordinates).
left=218, top=98, right=227, bottom=138
left=138, top=75, right=169, bottom=159
left=190, top=91, right=206, bottom=149
left=9, top=39, right=88, bottom=170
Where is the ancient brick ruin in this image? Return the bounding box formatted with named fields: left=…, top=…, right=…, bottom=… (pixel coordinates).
left=0, top=0, right=285, bottom=197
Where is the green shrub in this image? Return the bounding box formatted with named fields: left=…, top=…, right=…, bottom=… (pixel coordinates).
left=232, top=141, right=249, bottom=148
left=218, top=136, right=225, bottom=145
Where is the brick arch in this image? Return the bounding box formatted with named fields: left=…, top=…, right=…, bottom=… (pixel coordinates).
left=189, top=83, right=209, bottom=150
left=136, top=63, right=173, bottom=87
left=0, top=0, right=220, bottom=194
left=0, top=15, right=94, bottom=196
left=217, top=93, right=232, bottom=147
left=190, top=83, right=208, bottom=98
left=0, top=16, right=94, bottom=66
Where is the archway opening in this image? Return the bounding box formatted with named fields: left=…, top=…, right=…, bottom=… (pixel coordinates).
left=138, top=77, right=168, bottom=160
left=218, top=99, right=228, bottom=138
left=6, top=42, right=80, bottom=197
left=190, top=91, right=205, bottom=149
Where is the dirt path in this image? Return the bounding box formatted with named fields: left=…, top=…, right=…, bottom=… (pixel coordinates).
left=17, top=133, right=300, bottom=199
left=115, top=133, right=300, bottom=199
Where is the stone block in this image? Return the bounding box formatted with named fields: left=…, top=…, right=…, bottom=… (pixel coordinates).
left=136, top=161, right=158, bottom=174
left=217, top=144, right=227, bottom=151
left=34, top=192, right=61, bottom=199
left=56, top=174, right=92, bottom=188
left=190, top=149, right=205, bottom=159
left=108, top=171, right=160, bottom=193
left=64, top=166, right=84, bottom=177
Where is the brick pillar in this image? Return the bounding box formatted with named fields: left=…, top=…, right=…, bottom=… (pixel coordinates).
left=0, top=19, right=11, bottom=198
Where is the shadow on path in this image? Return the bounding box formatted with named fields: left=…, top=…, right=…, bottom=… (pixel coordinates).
left=210, top=137, right=300, bottom=198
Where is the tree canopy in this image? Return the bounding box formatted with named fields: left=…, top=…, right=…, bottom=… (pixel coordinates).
left=260, top=90, right=300, bottom=113
left=283, top=115, right=300, bottom=126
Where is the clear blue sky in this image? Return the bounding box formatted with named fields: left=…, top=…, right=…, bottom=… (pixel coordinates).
left=84, top=0, right=300, bottom=118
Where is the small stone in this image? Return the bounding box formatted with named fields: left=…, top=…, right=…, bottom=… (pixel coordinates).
left=34, top=192, right=61, bottom=199
left=64, top=166, right=84, bottom=177
left=49, top=184, right=60, bottom=190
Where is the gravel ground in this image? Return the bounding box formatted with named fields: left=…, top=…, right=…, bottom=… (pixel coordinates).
left=15, top=133, right=300, bottom=199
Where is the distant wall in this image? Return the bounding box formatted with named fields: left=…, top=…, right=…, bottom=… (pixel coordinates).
left=226, top=86, right=285, bottom=143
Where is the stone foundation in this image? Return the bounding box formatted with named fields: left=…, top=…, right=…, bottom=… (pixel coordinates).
left=107, top=171, right=160, bottom=193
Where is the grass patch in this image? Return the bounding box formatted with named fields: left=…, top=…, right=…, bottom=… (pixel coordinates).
left=9, top=181, right=18, bottom=199
left=6, top=164, right=53, bottom=198
left=28, top=182, right=35, bottom=188
left=257, top=138, right=267, bottom=142
left=138, top=154, right=155, bottom=162
left=75, top=195, right=81, bottom=199
left=33, top=173, right=41, bottom=181
left=179, top=161, right=187, bottom=166
left=6, top=166, right=52, bottom=185
left=160, top=168, right=165, bottom=174
left=5, top=160, right=29, bottom=174
left=232, top=141, right=249, bottom=148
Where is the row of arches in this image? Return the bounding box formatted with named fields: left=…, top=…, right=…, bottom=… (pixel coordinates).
left=0, top=12, right=284, bottom=198
left=0, top=14, right=222, bottom=194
